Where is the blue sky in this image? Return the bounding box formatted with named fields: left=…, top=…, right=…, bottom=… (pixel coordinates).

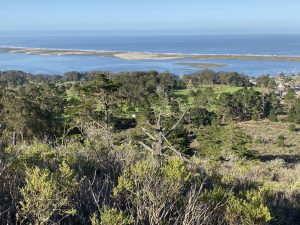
left=1, top=0, right=300, bottom=34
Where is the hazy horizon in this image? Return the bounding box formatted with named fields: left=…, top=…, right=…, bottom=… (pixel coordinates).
left=1, top=30, right=300, bottom=37
left=1, top=0, right=300, bottom=35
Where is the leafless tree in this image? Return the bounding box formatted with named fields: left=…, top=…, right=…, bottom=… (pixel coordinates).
left=139, top=108, right=190, bottom=165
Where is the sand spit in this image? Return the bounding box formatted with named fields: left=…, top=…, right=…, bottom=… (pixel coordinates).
left=114, top=52, right=300, bottom=62
left=114, top=52, right=182, bottom=60
left=2, top=47, right=117, bottom=57
left=2, top=47, right=300, bottom=62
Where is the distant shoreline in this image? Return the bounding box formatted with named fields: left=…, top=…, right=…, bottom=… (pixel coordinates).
left=2, top=46, right=300, bottom=62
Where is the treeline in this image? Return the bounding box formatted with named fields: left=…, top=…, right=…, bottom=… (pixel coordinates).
left=0, top=70, right=300, bottom=224
left=0, top=69, right=249, bottom=85
left=182, top=69, right=251, bottom=86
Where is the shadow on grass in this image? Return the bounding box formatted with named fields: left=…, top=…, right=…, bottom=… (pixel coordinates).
left=258, top=154, right=300, bottom=164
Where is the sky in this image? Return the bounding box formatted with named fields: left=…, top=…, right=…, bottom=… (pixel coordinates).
left=0, top=0, right=300, bottom=35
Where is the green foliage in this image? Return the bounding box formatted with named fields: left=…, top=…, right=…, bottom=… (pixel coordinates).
left=196, top=125, right=223, bottom=158
left=17, top=163, right=78, bottom=224
left=114, top=157, right=190, bottom=196
left=64, top=71, right=82, bottom=81
left=161, top=156, right=191, bottom=187
left=289, top=123, right=296, bottom=132
left=167, top=125, right=191, bottom=155
left=268, top=110, right=278, bottom=122
left=1, top=70, right=299, bottom=224
left=0, top=83, right=65, bottom=142
left=197, top=124, right=252, bottom=159
left=221, top=124, right=252, bottom=157
left=256, top=75, right=276, bottom=88
left=289, top=99, right=300, bottom=124
left=191, top=87, right=216, bottom=107
left=182, top=70, right=250, bottom=87
left=113, top=157, right=191, bottom=224
left=226, top=189, right=271, bottom=225
left=216, top=87, right=276, bottom=122
left=113, top=160, right=152, bottom=197
left=100, top=207, right=134, bottom=225
left=284, top=88, right=296, bottom=104
left=276, top=134, right=285, bottom=147
left=90, top=207, right=133, bottom=225
left=189, top=107, right=216, bottom=127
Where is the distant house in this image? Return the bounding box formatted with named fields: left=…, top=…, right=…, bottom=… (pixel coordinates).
left=249, top=78, right=257, bottom=85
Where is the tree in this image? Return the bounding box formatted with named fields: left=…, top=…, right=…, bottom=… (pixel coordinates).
left=189, top=107, right=216, bottom=127
left=289, top=100, right=300, bottom=124
left=191, top=87, right=215, bottom=107
left=256, top=75, right=276, bottom=88
left=139, top=109, right=190, bottom=164
left=221, top=124, right=252, bottom=158
left=284, top=88, right=296, bottom=107
left=217, top=92, right=234, bottom=123
left=64, top=71, right=82, bottom=81
left=1, top=83, right=65, bottom=143
left=81, top=74, right=120, bottom=130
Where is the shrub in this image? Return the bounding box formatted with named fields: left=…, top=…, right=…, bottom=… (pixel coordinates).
left=289, top=123, right=296, bottom=132
left=17, top=163, right=78, bottom=224
left=226, top=189, right=271, bottom=225
left=100, top=207, right=133, bottom=225
left=276, top=135, right=285, bottom=147
left=268, top=111, right=278, bottom=122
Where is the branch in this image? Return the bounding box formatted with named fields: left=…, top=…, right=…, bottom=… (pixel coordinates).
left=165, top=108, right=189, bottom=136
left=141, top=127, right=156, bottom=141
left=146, top=120, right=157, bottom=130
left=161, top=133, right=191, bottom=163
left=138, top=141, right=154, bottom=153
left=156, top=112, right=162, bottom=130
left=0, top=161, right=13, bottom=177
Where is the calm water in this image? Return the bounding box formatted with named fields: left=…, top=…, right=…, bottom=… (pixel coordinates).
left=1, top=34, right=300, bottom=76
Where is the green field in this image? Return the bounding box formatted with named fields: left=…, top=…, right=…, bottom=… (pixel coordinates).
left=174, top=85, right=264, bottom=97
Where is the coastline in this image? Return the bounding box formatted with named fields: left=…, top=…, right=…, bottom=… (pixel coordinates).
left=2, top=46, right=300, bottom=62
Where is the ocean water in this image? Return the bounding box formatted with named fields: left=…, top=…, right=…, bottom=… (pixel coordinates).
left=1, top=34, right=300, bottom=76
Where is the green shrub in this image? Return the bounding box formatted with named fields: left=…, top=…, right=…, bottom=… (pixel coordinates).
left=268, top=112, right=278, bottom=122
left=100, top=207, right=133, bottom=225
left=276, top=134, right=285, bottom=147
left=17, top=163, right=78, bottom=224
left=289, top=123, right=296, bottom=132
left=226, top=189, right=271, bottom=225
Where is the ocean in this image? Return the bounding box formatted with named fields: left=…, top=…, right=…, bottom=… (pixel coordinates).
left=1, top=34, right=300, bottom=76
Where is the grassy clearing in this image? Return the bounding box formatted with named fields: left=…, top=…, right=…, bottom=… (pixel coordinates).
left=173, top=85, right=242, bottom=98
left=238, top=120, right=300, bottom=159
left=174, top=85, right=264, bottom=98
left=213, top=86, right=242, bottom=94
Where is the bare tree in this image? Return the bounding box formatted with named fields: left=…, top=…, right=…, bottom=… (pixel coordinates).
left=139, top=108, right=190, bottom=164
